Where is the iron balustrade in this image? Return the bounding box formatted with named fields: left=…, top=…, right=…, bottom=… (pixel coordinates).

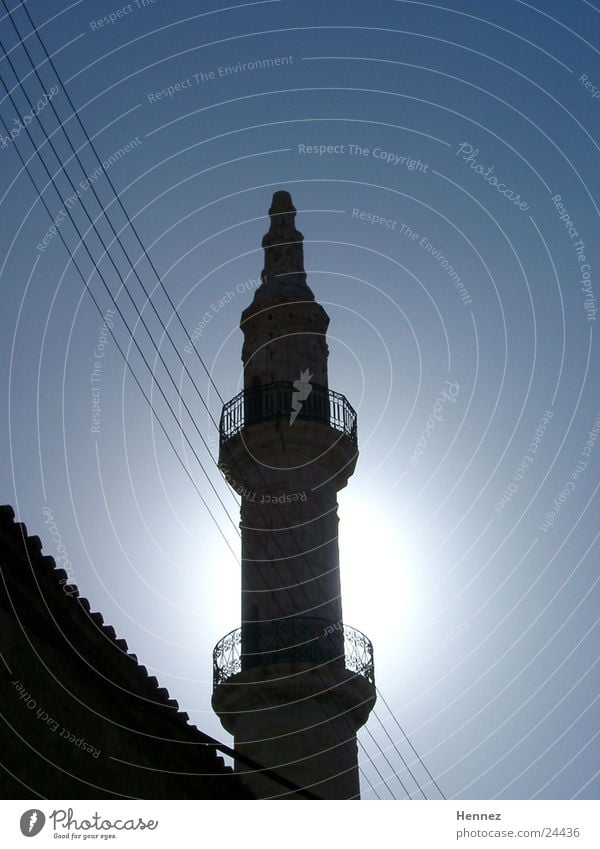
left=213, top=617, right=374, bottom=687
left=219, top=382, right=357, bottom=447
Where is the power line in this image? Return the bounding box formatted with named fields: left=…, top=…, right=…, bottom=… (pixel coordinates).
left=352, top=756, right=382, bottom=799
left=377, top=687, right=447, bottom=799
left=0, top=23, right=239, bottom=530
left=372, top=705, right=428, bottom=799
left=17, top=0, right=225, bottom=409
left=0, top=66, right=242, bottom=556
left=363, top=726, right=412, bottom=798
left=358, top=738, right=398, bottom=799
left=0, top=91, right=240, bottom=561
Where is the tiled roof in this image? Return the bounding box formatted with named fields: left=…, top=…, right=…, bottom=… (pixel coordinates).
left=0, top=504, right=254, bottom=799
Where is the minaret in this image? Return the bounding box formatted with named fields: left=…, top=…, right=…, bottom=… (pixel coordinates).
left=212, top=192, right=375, bottom=799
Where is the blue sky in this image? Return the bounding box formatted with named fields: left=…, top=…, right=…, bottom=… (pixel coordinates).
left=1, top=0, right=599, bottom=799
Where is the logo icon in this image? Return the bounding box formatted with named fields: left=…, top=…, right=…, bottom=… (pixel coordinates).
left=290, top=369, right=313, bottom=425
left=20, top=810, right=45, bottom=837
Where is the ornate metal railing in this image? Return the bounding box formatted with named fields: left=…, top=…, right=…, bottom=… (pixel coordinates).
left=219, top=382, right=357, bottom=448
left=213, top=617, right=374, bottom=687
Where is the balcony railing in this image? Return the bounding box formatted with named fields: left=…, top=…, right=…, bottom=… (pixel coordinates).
left=213, top=617, right=374, bottom=687
left=219, top=382, right=357, bottom=448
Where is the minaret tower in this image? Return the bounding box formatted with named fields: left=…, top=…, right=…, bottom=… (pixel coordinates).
left=212, top=192, right=375, bottom=799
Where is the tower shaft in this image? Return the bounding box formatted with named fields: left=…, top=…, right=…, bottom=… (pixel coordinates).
left=212, top=192, right=375, bottom=799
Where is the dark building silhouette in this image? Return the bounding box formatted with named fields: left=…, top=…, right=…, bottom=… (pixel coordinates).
left=0, top=504, right=254, bottom=799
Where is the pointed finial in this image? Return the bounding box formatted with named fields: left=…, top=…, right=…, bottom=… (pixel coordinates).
left=269, top=190, right=296, bottom=217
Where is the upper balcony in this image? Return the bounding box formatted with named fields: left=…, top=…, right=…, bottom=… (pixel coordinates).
left=219, top=381, right=358, bottom=450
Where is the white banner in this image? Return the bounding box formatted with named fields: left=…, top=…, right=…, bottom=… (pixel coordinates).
left=0, top=800, right=598, bottom=848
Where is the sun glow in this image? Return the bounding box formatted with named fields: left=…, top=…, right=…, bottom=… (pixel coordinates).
left=338, top=492, right=417, bottom=653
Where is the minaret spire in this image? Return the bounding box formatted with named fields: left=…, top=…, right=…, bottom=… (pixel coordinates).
left=255, top=190, right=314, bottom=301
left=261, top=190, right=304, bottom=276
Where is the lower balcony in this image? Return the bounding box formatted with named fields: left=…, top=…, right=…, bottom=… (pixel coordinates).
left=213, top=616, right=374, bottom=688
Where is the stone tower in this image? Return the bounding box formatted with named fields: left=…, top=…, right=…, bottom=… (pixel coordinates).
left=212, top=191, right=375, bottom=799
